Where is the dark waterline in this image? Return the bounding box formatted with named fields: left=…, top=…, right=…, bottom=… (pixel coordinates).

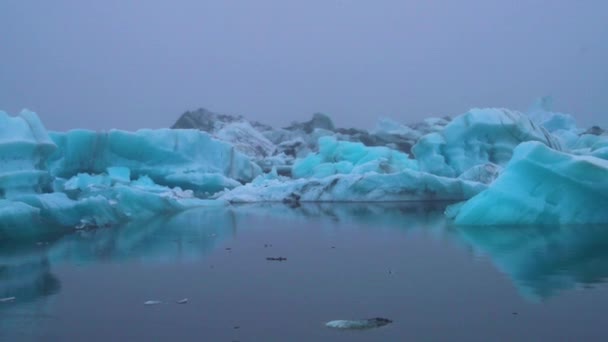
left=1, top=203, right=608, bottom=341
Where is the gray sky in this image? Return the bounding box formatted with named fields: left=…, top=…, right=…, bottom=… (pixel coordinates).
left=1, top=0, right=606, bottom=131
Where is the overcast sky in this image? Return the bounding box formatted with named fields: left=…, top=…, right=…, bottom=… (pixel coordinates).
left=1, top=0, right=606, bottom=131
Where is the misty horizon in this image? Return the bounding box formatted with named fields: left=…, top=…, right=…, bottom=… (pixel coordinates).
left=2, top=1, right=607, bottom=131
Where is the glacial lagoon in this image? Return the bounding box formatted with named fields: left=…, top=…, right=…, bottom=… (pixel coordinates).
left=2, top=203, right=608, bottom=341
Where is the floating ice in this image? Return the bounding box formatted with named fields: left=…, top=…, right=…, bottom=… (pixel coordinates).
left=48, top=128, right=260, bottom=194
left=219, top=169, right=486, bottom=203
left=451, top=142, right=608, bottom=225
left=325, top=318, right=392, bottom=330
left=144, top=300, right=162, bottom=305
left=0, top=110, right=56, bottom=198
left=413, top=108, right=561, bottom=178
left=1, top=103, right=606, bottom=233
left=292, top=136, right=418, bottom=179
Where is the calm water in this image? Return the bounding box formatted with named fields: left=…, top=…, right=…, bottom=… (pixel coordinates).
left=2, top=203, right=608, bottom=341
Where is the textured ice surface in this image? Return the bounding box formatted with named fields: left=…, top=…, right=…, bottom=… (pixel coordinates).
left=413, top=108, right=561, bottom=178
left=451, top=142, right=608, bottom=225
left=215, top=121, right=275, bottom=158
left=326, top=318, right=392, bottom=330
left=48, top=128, right=260, bottom=194
left=219, top=170, right=486, bottom=203
left=0, top=110, right=56, bottom=198
left=0, top=180, right=225, bottom=238
left=0, top=112, right=231, bottom=238
left=292, top=136, right=418, bottom=179
left=1, top=103, right=607, bottom=232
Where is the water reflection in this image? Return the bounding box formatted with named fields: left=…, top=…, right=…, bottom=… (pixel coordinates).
left=0, top=207, right=238, bottom=339
left=456, top=224, right=608, bottom=300
left=48, top=207, right=237, bottom=264
left=2, top=203, right=608, bottom=319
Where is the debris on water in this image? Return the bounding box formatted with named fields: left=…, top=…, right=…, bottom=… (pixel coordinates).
left=233, top=326, right=240, bottom=329
left=331, top=246, right=336, bottom=249
left=264, top=244, right=273, bottom=248
left=177, top=298, right=189, bottom=304
left=225, top=248, right=232, bottom=251
left=0, top=297, right=16, bottom=303
left=325, top=317, right=392, bottom=330
left=512, top=312, right=518, bottom=316
left=266, top=257, right=287, bottom=261
left=144, top=300, right=162, bottom=305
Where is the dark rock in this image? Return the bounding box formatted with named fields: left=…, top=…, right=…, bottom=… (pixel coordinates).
left=582, top=126, right=605, bottom=136
left=172, top=108, right=272, bottom=132
left=285, top=113, right=335, bottom=133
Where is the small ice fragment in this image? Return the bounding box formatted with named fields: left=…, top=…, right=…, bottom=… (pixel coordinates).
left=144, top=300, right=162, bottom=305
left=176, top=298, right=189, bottom=304
left=325, top=317, right=392, bottom=330
left=0, top=297, right=16, bottom=303
left=266, top=257, right=287, bottom=261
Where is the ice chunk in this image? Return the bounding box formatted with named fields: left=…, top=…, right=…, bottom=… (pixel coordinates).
left=0, top=110, right=56, bottom=198
left=215, top=121, right=276, bottom=158
left=48, top=128, right=261, bottom=195
left=569, top=133, right=608, bottom=160
left=451, top=142, right=608, bottom=225
left=372, top=118, right=421, bottom=140
left=144, top=300, right=162, bottom=305
left=527, top=96, right=578, bottom=133
left=107, top=166, right=130, bottom=183
left=63, top=173, right=112, bottom=191
left=413, top=108, right=561, bottom=178
left=292, top=136, right=418, bottom=179
left=457, top=163, right=501, bottom=185
left=0, top=200, right=42, bottom=236
left=0, top=174, right=227, bottom=238
left=526, top=97, right=582, bottom=149
left=219, top=170, right=486, bottom=203
left=326, top=318, right=392, bottom=330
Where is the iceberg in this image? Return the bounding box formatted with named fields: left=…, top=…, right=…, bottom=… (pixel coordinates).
left=48, top=128, right=261, bottom=194
left=450, top=141, right=608, bottom=225
left=2, top=100, right=606, bottom=235
left=292, top=136, right=418, bottom=179
left=0, top=110, right=56, bottom=198
left=0, top=111, right=235, bottom=238
left=413, top=108, right=561, bottom=177
left=219, top=170, right=486, bottom=203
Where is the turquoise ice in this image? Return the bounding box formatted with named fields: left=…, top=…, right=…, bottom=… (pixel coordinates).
left=450, top=142, right=608, bottom=225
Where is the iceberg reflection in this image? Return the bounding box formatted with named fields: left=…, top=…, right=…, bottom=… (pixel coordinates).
left=457, top=224, right=608, bottom=300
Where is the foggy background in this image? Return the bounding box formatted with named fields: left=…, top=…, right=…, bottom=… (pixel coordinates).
left=1, top=0, right=606, bottom=131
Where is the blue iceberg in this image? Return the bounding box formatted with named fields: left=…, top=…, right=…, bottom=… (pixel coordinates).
left=450, top=141, right=608, bottom=225
left=1, top=98, right=607, bottom=236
